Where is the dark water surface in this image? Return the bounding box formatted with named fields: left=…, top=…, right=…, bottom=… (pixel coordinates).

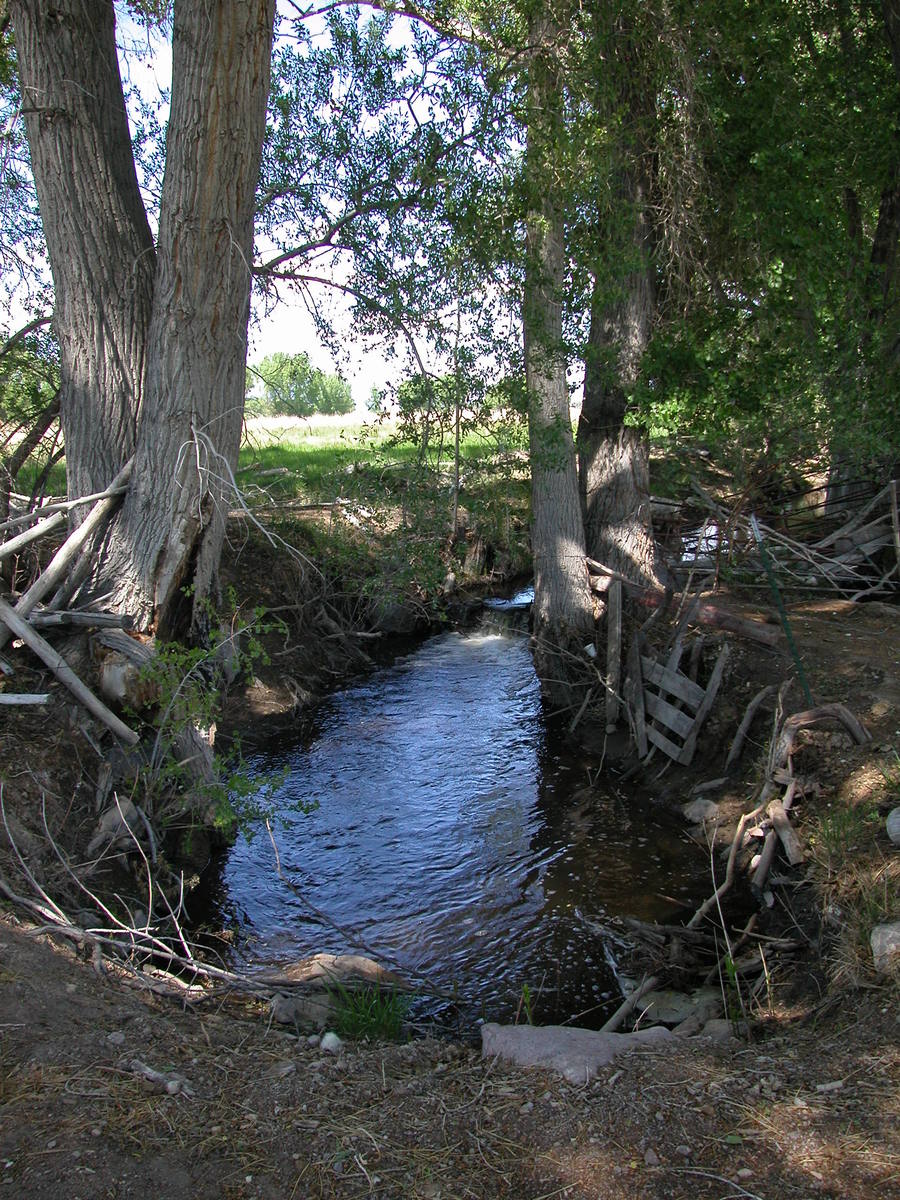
left=206, top=629, right=707, bottom=1027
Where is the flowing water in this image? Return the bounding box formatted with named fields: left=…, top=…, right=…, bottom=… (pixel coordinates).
left=205, top=626, right=708, bottom=1028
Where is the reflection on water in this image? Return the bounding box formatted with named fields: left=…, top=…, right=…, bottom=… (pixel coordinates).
left=207, top=630, right=706, bottom=1026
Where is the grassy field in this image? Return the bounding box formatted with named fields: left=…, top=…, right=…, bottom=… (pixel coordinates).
left=236, top=411, right=532, bottom=603
left=5, top=409, right=532, bottom=608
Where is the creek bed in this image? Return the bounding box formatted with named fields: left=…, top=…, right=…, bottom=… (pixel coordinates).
left=203, top=628, right=709, bottom=1028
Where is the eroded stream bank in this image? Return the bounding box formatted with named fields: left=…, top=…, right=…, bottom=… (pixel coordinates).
left=204, top=625, right=711, bottom=1028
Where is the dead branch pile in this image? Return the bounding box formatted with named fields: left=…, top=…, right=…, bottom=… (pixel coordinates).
left=0, top=462, right=138, bottom=740
left=604, top=697, right=872, bottom=1028
left=663, top=477, right=900, bottom=600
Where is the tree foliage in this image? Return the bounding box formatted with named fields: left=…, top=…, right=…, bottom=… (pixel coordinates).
left=247, top=352, right=353, bottom=416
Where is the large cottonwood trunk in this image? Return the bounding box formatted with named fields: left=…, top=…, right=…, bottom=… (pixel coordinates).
left=11, top=0, right=155, bottom=503
left=524, top=17, right=595, bottom=703
left=102, top=0, right=276, bottom=636
left=577, top=236, right=663, bottom=588
left=576, top=21, right=664, bottom=590
left=13, top=0, right=276, bottom=636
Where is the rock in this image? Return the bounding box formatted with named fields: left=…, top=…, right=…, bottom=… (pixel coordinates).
left=644, top=1148, right=660, bottom=1167
left=370, top=601, right=422, bottom=635
left=871, top=921, right=900, bottom=975
left=86, top=799, right=143, bottom=858
left=682, top=798, right=719, bottom=824
left=640, top=987, right=721, bottom=1026
left=886, top=807, right=900, bottom=846
left=270, top=992, right=334, bottom=1031
left=699, top=1018, right=740, bottom=1043
left=480, top=1023, right=673, bottom=1085
left=320, top=1031, right=343, bottom=1054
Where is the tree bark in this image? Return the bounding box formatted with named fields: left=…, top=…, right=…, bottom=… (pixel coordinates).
left=576, top=25, right=664, bottom=589
left=524, top=15, right=595, bottom=702
left=10, top=0, right=155, bottom=504
left=100, top=0, right=275, bottom=636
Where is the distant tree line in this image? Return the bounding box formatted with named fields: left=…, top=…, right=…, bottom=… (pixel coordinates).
left=246, top=352, right=354, bottom=417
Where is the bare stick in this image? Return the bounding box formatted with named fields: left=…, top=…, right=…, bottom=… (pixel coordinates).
left=687, top=808, right=763, bottom=930
left=0, top=693, right=50, bottom=705
left=0, top=485, right=129, bottom=535
left=0, top=510, right=66, bottom=561
left=725, top=684, right=778, bottom=770
left=0, top=459, right=133, bottom=649
left=600, top=973, right=660, bottom=1033
left=0, top=598, right=138, bottom=744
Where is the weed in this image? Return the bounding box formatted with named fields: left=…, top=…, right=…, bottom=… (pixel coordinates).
left=809, top=797, right=880, bottom=868
left=327, top=981, right=409, bottom=1042
left=515, top=981, right=536, bottom=1025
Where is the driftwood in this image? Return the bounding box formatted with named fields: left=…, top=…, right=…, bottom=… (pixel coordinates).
left=0, top=460, right=132, bottom=650
left=773, top=703, right=871, bottom=767
left=0, top=598, right=138, bottom=744
left=586, top=559, right=781, bottom=646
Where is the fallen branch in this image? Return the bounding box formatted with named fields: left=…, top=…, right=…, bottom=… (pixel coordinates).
left=0, top=510, right=67, bottom=562
left=600, top=973, right=660, bottom=1033
left=725, top=684, right=778, bottom=770
left=0, top=598, right=138, bottom=744
left=0, top=693, right=49, bottom=705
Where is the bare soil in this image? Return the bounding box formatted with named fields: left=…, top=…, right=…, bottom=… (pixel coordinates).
left=0, top=590, right=898, bottom=1199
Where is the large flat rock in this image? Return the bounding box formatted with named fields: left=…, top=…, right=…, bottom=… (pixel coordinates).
left=481, top=1022, right=673, bottom=1084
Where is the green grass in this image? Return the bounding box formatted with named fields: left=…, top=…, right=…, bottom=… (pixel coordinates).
left=327, top=981, right=410, bottom=1042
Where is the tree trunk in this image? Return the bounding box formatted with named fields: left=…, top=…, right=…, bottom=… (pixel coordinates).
left=100, top=0, right=275, bottom=636
left=10, top=0, right=155, bottom=505
left=524, top=16, right=594, bottom=703
left=577, top=239, right=663, bottom=587
left=576, top=27, right=664, bottom=589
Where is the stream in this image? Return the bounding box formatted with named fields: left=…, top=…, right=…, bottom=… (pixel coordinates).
left=204, top=625, right=709, bottom=1028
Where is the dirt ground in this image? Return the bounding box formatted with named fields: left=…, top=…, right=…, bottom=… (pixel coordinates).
left=0, top=592, right=898, bottom=1199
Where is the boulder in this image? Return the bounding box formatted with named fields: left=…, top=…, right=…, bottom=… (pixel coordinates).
left=480, top=1022, right=673, bottom=1085
left=270, top=992, right=333, bottom=1030
left=639, top=987, right=721, bottom=1026
left=682, top=798, right=719, bottom=825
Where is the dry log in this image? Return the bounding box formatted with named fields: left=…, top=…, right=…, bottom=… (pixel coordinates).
left=0, top=460, right=133, bottom=650
left=0, top=597, right=138, bottom=744
left=0, top=510, right=67, bottom=562
left=28, top=610, right=132, bottom=630
left=0, top=693, right=50, bottom=705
